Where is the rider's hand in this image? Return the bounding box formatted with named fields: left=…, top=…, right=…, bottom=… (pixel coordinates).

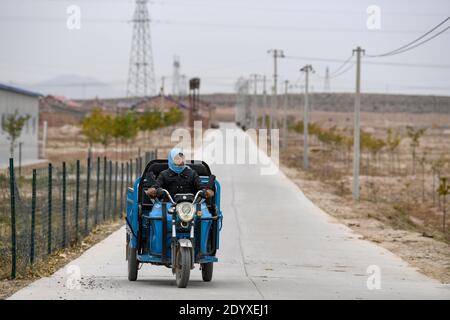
left=205, top=189, right=214, bottom=199
left=146, top=187, right=157, bottom=198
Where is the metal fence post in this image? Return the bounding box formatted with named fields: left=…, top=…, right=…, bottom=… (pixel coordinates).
left=62, top=162, right=67, bottom=248
left=114, top=161, right=118, bottom=219
left=126, top=161, right=130, bottom=188
left=18, top=142, right=22, bottom=178
left=95, top=157, right=100, bottom=225
left=130, top=159, right=133, bottom=185
left=48, top=163, right=52, bottom=255
left=108, top=160, right=112, bottom=219
left=103, top=157, right=107, bottom=221
left=9, top=158, right=16, bottom=279
left=85, top=157, right=91, bottom=234
left=30, top=169, right=36, bottom=265
left=135, top=157, right=139, bottom=179
left=120, top=162, right=124, bottom=219
left=75, top=160, right=80, bottom=242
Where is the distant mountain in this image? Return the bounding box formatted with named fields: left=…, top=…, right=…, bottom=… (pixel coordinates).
left=31, top=74, right=125, bottom=99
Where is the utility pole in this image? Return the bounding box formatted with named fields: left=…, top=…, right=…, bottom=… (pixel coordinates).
left=160, top=76, right=165, bottom=111
left=262, top=75, right=267, bottom=129
left=250, top=74, right=259, bottom=128
left=300, top=64, right=313, bottom=170
left=352, top=46, right=365, bottom=200
left=282, top=80, right=289, bottom=150
left=267, top=49, right=285, bottom=129
left=324, top=66, right=331, bottom=92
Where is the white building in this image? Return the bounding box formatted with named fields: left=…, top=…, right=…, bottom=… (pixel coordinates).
left=0, top=83, right=41, bottom=167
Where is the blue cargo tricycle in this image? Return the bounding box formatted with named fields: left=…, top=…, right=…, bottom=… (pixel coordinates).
left=126, top=159, right=223, bottom=288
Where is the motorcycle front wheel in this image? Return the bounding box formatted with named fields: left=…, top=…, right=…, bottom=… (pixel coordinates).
left=175, top=247, right=191, bottom=288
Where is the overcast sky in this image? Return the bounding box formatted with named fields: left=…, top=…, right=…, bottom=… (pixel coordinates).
left=0, top=0, right=449, bottom=98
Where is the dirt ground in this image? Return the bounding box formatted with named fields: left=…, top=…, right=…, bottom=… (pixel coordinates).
left=43, top=125, right=183, bottom=164
left=0, top=220, right=123, bottom=299
left=277, top=110, right=450, bottom=284
left=281, top=164, right=450, bottom=283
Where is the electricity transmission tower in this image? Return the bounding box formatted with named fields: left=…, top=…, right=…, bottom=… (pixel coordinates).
left=127, top=0, right=157, bottom=97
left=180, top=75, right=188, bottom=96
left=172, top=55, right=181, bottom=96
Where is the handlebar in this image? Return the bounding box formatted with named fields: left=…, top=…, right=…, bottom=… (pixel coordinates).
left=156, top=188, right=176, bottom=204
left=192, top=190, right=205, bottom=204
left=156, top=188, right=204, bottom=205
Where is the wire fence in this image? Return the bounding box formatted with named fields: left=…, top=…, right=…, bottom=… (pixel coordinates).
left=0, top=150, right=157, bottom=280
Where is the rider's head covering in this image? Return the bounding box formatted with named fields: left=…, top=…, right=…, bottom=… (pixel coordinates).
left=168, top=147, right=186, bottom=174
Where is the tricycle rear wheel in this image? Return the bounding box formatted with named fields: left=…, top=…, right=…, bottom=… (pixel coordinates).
left=175, top=247, right=191, bottom=288
left=126, top=233, right=130, bottom=260
left=201, top=263, right=213, bottom=282
left=128, top=246, right=138, bottom=281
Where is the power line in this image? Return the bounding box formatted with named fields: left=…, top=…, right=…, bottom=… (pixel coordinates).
left=285, top=55, right=450, bottom=69
left=153, top=19, right=450, bottom=35
left=311, top=60, right=355, bottom=81
left=288, top=55, right=352, bottom=80
left=366, top=16, right=450, bottom=57
left=329, top=63, right=355, bottom=79
left=329, top=55, right=354, bottom=77
left=363, top=60, right=450, bottom=69
left=375, top=26, right=450, bottom=57
left=151, top=1, right=448, bottom=18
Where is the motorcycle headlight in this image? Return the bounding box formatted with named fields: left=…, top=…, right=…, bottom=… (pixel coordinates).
left=176, top=202, right=195, bottom=222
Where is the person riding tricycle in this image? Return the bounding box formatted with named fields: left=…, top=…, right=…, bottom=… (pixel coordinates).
left=126, top=148, right=223, bottom=288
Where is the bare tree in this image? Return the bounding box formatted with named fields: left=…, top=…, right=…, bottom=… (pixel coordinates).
left=437, top=177, right=450, bottom=234
left=406, top=126, right=426, bottom=175
left=417, top=150, right=428, bottom=202
left=386, top=128, right=401, bottom=173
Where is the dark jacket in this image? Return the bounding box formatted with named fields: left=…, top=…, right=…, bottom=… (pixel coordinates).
left=151, top=167, right=202, bottom=197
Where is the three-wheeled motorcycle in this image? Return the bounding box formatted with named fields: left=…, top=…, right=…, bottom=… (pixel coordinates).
left=125, top=159, right=223, bottom=288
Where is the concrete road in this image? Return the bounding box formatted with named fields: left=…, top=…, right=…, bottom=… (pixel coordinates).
left=10, top=123, right=450, bottom=299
